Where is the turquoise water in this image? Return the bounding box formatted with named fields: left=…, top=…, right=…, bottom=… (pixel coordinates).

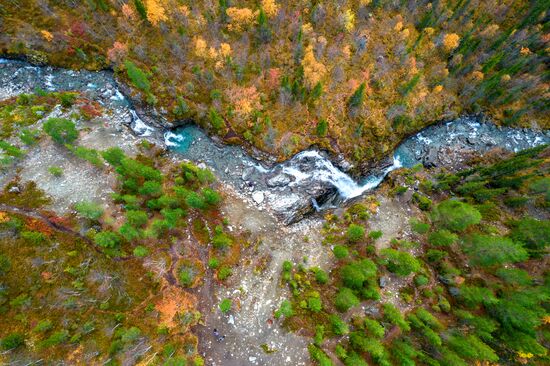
left=168, top=126, right=200, bottom=154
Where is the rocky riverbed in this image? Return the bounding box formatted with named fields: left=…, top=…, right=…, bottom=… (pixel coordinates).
left=2, top=58, right=549, bottom=225
left=2, top=58, right=550, bottom=366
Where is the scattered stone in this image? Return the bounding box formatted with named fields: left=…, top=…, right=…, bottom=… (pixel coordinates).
left=252, top=191, right=265, bottom=204
left=266, top=173, right=292, bottom=187
left=242, top=167, right=255, bottom=181
left=8, top=186, right=20, bottom=193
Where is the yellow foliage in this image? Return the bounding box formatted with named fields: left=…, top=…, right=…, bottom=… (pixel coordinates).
left=226, top=7, right=256, bottom=32
left=520, top=47, right=531, bottom=55
left=194, top=37, right=208, bottom=58
left=301, top=23, right=313, bottom=36
left=517, top=351, right=533, bottom=359
left=0, top=212, right=9, bottom=223
left=442, top=33, right=460, bottom=51
left=394, top=21, right=403, bottom=32
left=471, top=71, right=484, bottom=81
left=225, top=86, right=261, bottom=122
left=302, top=45, right=326, bottom=88
left=179, top=5, right=190, bottom=17
left=424, top=27, right=435, bottom=35
left=501, top=74, right=511, bottom=82
left=208, top=47, right=218, bottom=59
left=262, top=0, right=279, bottom=17
left=342, top=9, right=355, bottom=32
left=41, top=30, right=53, bottom=42
left=121, top=4, right=135, bottom=19
left=342, top=45, right=351, bottom=60
left=433, top=85, right=443, bottom=93
left=146, top=0, right=167, bottom=26
left=543, top=315, right=550, bottom=324
left=220, top=43, right=232, bottom=57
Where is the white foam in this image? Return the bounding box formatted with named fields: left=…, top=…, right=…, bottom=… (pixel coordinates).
left=164, top=131, right=184, bottom=147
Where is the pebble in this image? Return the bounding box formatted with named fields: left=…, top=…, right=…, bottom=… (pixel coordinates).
left=252, top=191, right=265, bottom=204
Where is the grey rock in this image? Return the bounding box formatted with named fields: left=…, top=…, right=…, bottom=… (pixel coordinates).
left=379, top=276, right=389, bottom=288
left=449, top=287, right=460, bottom=297
left=266, top=173, right=292, bottom=187
left=242, top=167, right=254, bottom=181
left=252, top=191, right=265, bottom=204
left=8, top=186, right=20, bottom=193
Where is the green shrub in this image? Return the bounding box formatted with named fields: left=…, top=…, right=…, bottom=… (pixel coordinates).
left=308, top=344, right=334, bottom=366
left=383, top=303, right=410, bottom=332
left=316, top=119, right=328, bottom=137
left=347, top=224, right=365, bottom=242
left=458, top=285, right=497, bottom=308
left=202, top=188, right=221, bottom=205
left=329, top=314, right=349, bottom=335
left=1, top=333, right=25, bottom=350
left=426, top=249, right=447, bottom=262
left=133, top=0, right=147, bottom=20
left=412, top=193, right=432, bottom=211
left=219, top=298, right=232, bottom=314
left=43, top=118, right=78, bottom=145
left=364, top=318, right=385, bottom=338
left=274, top=300, right=294, bottom=319
left=19, top=128, right=40, bottom=145
left=72, top=146, right=103, bottom=166
left=186, top=191, right=206, bottom=209
left=102, top=147, right=126, bottom=166
left=209, top=108, right=225, bottom=130
left=380, top=248, right=421, bottom=276
left=133, top=245, right=149, bottom=257
left=349, top=333, right=389, bottom=364
left=94, top=231, right=121, bottom=249
left=126, top=210, right=148, bottom=227
left=33, top=319, right=53, bottom=333
left=21, top=230, right=47, bottom=245
left=495, top=268, right=531, bottom=286
left=509, top=217, right=550, bottom=254
left=208, top=257, right=220, bottom=269
left=464, top=235, right=528, bottom=267
left=414, top=274, right=429, bottom=286
left=0, top=254, right=11, bottom=275
left=416, top=308, right=442, bottom=330
left=313, top=267, right=329, bottom=284
left=410, top=219, right=430, bottom=234
left=59, top=92, right=77, bottom=107
left=212, top=231, right=233, bottom=249
left=428, top=229, right=457, bottom=246
left=348, top=83, right=366, bottom=109
left=40, top=330, right=69, bottom=348
left=48, top=166, right=63, bottom=177
left=307, top=296, right=322, bottom=313
left=218, top=266, right=232, bottom=280
left=447, top=334, right=498, bottom=362
left=503, top=195, right=529, bottom=208
left=368, top=230, right=383, bottom=240
left=139, top=180, right=162, bottom=197
left=334, top=287, right=360, bottom=312
left=178, top=264, right=196, bottom=287
left=333, top=245, right=349, bottom=259
left=74, top=201, right=103, bottom=220
left=431, top=199, right=481, bottom=232
left=125, top=60, right=150, bottom=92
left=119, top=223, right=140, bottom=241
left=340, top=259, right=377, bottom=289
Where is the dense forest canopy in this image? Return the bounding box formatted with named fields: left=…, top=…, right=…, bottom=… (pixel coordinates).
left=1, top=0, right=548, bottom=168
